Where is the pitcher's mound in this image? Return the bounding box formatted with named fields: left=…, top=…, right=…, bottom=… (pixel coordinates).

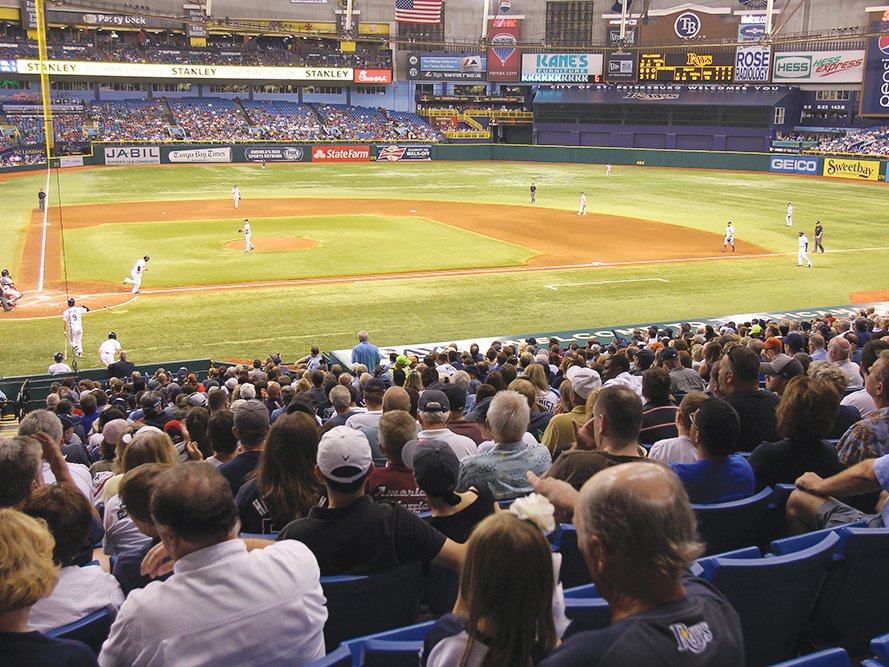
left=224, top=236, right=318, bottom=252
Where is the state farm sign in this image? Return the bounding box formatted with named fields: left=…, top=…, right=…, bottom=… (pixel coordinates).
left=354, top=69, right=392, bottom=84
left=311, top=145, right=370, bottom=162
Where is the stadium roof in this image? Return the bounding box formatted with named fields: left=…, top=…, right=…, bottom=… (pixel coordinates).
left=534, top=86, right=795, bottom=107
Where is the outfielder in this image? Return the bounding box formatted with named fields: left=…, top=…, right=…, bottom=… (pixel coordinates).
left=605, top=163, right=613, bottom=176
left=814, top=221, right=825, bottom=253
left=786, top=202, right=793, bottom=227
left=240, top=219, right=254, bottom=252
left=63, top=298, right=89, bottom=357
left=722, top=221, right=735, bottom=253
left=578, top=192, right=587, bottom=216
left=99, top=331, right=122, bottom=367
left=232, top=185, right=241, bottom=209
left=798, top=231, right=812, bottom=268
left=530, top=182, right=536, bottom=204
left=123, top=255, right=150, bottom=293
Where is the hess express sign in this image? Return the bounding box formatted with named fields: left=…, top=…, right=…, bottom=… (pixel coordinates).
left=773, top=50, right=864, bottom=83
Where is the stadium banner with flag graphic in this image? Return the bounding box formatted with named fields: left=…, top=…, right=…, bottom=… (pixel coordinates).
left=394, top=0, right=442, bottom=24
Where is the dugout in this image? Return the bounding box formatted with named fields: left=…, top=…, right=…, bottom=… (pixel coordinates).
left=532, top=84, right=798, bottom=152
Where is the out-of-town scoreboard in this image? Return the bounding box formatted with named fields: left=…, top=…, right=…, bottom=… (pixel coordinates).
left=639, top=50, right=734, bottom=82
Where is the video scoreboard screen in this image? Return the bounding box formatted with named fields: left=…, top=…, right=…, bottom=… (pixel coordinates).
left=639, top=51, right=734, bottom=82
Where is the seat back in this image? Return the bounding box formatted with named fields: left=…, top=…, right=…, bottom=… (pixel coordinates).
left=769, top=647, right=851, bottom=667
left=563, top=597, right=611, bottom=637
left=344, top=620, right=434, bottom=667
left=321, top=561, right=422, bottom=651
left=555, top=524, right=592, bottom=588
left=809, top=528, right=889, bottom=654
left=46, top=607, right=113, bottom=655
left=699, top=533, right=838, bottom=667
left=872, top=631, right=889, bottom=663
left=692, top=487, right=773, bottom=555
left=304, top=645, right=352, bottom=667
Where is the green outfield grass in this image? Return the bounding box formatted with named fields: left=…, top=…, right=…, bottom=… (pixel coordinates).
left=2, top=160, right=888, bottom=375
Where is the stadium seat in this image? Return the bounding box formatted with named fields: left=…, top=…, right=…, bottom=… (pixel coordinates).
left=770, top=523, right=867, bottom=556
left=692, top=487, right=774, bottom=555
left=419, top=563, right=459, bottom=617
left=563, top=596, right=611, bottom=637
left=804, top=528, right=889, bottom=654
left=304, top=645, right=352, bottom=667
left=238, top=532, right=278, bottom=541
left=46, top=607, right=113, bottom=655
left=320, top=561, right=422, bottom=651
left=768, top=647, right=850, bottom=667
left=344, top=620, right=435, bottom=667
left=553, top=523, right=592, bottom=588
left=872, top=632, right=889, bottom=663
left=696, top=532, right=839, bottom=667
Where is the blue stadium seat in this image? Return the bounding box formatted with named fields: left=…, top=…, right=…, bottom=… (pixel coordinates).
left=768, top=647, right=850, bottom=667
left=692, top=487, right=774, bottom=555
left=552, top=523, right=592, bottom=588
left=872, top=631, right=889, bottom=663
left=238, top=532, right=278, bottom=541
left=343, top=620, right=435, bottom=667
left=770, top=523, right=867, bottom=556
left=304, top=645, right=351, bottom=667
left=46, top=607, right=113, bottom=655
left=419, top=563, right=459, bottom=617
left=321, top=561, right=422, bottom=651
left=563, top=596, right=611, bottom=637
left=697, top=533, right=839, bottom=667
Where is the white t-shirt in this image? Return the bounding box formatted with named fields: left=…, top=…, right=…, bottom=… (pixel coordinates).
left=648, top=434, right=697, bottom=465
left=29, top=564, right=124, bottom=632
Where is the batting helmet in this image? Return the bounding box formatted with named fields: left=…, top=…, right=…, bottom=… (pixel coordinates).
left=144, top=255, right=150, bottom=261
left=109, top=332, right=117, bottom=339
left=1, top=269, right=8, bottom=277
left=54, top=352, right=63, bottom=362
left=67, top=298, right=75, bottom=306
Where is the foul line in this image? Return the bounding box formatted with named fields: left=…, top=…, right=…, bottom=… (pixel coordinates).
left=37, top=166, right=51, bottom=292
left=545, top=278, right=670, bottom=291
left=2, top=294, right=139, bottom=322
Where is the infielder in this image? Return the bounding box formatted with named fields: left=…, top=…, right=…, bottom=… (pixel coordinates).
left=578, top=192, right=587, bottom=216
left=63, top=298, right=89, bottom=358
left=530, top=182, right=536, bottom=204
left=232, top=185, right=241, bottom=209
left=786, top=202, right=793, bottom=227
left=99, top=331, right=122, bottom=367
left=722, top=221, right=735, bottom=253
left=605, top=164, right=613, bottom=176
left=814, top=221, right=825, bottom=253
left=798, top=231, right=812, bottom=268
left=123, top=255, right=150, bottom=293
left=239, top=219, right=254, bottom=252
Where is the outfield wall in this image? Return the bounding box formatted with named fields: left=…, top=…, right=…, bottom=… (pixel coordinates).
left=2, top=143, right=887, bottom=182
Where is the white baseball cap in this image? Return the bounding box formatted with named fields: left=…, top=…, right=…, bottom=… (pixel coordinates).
left=566, top=366, right=602, bottom=400
left=317, top=426, right=373, bottom=483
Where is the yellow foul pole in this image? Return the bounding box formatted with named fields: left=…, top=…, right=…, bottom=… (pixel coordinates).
left=35, top=0, right=53, bottom=162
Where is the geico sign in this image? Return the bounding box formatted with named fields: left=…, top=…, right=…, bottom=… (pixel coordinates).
left=770, top=158, right=818, bottom=173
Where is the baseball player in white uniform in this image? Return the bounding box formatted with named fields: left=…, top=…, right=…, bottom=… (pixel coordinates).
left=786, top=202, right=793, bottom=227
left=99, top=331, right=122, bottom=367
left=232, top=185, right=241, bottom=209
left=722, top=221, right=735, bottom=253
left=605, top=164, right=613, bottom=176
left=798, top=231, right=812, bottom=267
left=123, top=255, right=150, bottom=293
left=240, top=219, right=254, bottom=252
left=63, top=298, right=89, bottom=357
left=577, top=192, right=587, bottom=216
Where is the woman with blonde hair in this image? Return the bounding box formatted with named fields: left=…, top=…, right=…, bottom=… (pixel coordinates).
left=0, top=509, right=97, bottom=665
left=422, top=509, right=561, bottom=667
left=524, top=364, right=560, bottom=413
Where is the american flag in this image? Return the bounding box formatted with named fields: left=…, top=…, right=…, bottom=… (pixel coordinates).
left=395, top=0, right=442, bottom=24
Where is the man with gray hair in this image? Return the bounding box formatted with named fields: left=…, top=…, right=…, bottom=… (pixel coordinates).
left=0, top=435, right=44, bottom=508
left=828, top=336, right=863, bottom=389
left=351, top=329, right=380, bottom=372
left=19, top=409, right=93, bottom=501
left=531, top=463, right=744, bottom=666
left=456, top=390, right=551, bottom=500
left=321, top=384, right=360, bottom=433
left=99, top=463, right=327, bottom=666
left=411, top=389, right=477, bottom=461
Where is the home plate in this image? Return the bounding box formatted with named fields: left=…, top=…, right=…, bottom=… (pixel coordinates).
left=590, top=261, right=602, bottom=266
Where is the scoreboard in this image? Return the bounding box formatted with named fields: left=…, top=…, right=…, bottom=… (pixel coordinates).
left=639, top=51, right=734, bottom=82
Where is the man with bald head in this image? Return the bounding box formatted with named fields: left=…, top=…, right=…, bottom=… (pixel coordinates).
left=829, top=336, right=863, bottom=389
left=531, top=463, right=744, bottom=666
left=99, top=463, right=327, bottom=666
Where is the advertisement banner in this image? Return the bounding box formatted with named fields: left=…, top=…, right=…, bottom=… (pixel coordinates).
left=59, top=156, right=84, bottom=168
left=104, top=146, right=161, bottom=165
left=734, top=45, right=771, bottom=82
left=860, top=19, right=889, bottom=117
left=244, top=147, right=309, bottom=162
left=311, top=145, right=369, bottom=162
left=17, top=60, right=353, bottom=82
left=185, top=8, right=208, bottom=38
left=45, top=9, right=177, bottom=29
left=521, top=53, right=603, bottom=83
left=354, top=69, right=392, bottom=84
left=737, top=23, right=766, bottom=43
left=605, top=50, right=637, bottom=82
left=373, top=144, right=432, bottom=162
left=169, top=147, right=232, bottom=163
left=772, top=50, right=865, bottom=84
left=20, top=0, right=37, bottom=30
left=768, top=156, right=820, bottom=175
left=822, top=157, right=880, bottom=181
left=407, top=53, right=486, bottom=81
left=486, top=17, right=522, bottom=82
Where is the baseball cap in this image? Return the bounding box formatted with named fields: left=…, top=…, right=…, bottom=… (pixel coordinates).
left=472, top=396, right=494, bottom=423
left=565, top=366, right=602, bottom=400
left=188, top=392, right=208, bottom=407
left=783, top=332, right=806, bottom=352
left=760, top=354, right=804, bottom=379
left=233, top=399, right=270, bottom=435
left=440, top=384, right=466, bottom=412
left=224, top=377, right=238, bottom=391
left=412, top=439, right=460, bottom=504
left=102, top=419, right=130, bottom=446
left=763, top=337, right=783, bottom=353
left=395, top=354, right=410, bottom=366
left=54, top=352, right=64, bottom=362
left=659, top=347, right=678, bottom=361
left=419, top=389, right=450, bottom=413
left=750, top=324, right=763, bottom=335
left=317, top=426, right=373, bottom=483
left=364, top=378, right=387, bottom=393
left=163, top=419, right=184, bottom=444
left=58, top=413, right=78, bottom=431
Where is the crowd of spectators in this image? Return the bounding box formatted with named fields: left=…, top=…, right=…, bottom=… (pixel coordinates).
left=1, top=306, right=889, bottom=663
left=241, top=100, right=321, bottom=141
left=315, top=104, right=442, bottom=142
left=810, top=125, right=889, bottom=157
left=4, top=112, right=88, bottom=144
left=87, top=100, right=169, bottom=143
left=167, top=97, right=250, bottom=142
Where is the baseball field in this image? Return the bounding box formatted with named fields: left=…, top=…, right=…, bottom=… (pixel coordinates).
left=1, top=159, right=887, bottom=375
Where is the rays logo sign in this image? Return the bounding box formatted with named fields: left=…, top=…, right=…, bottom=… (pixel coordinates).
left=674, top=12, right=701, bottom=39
